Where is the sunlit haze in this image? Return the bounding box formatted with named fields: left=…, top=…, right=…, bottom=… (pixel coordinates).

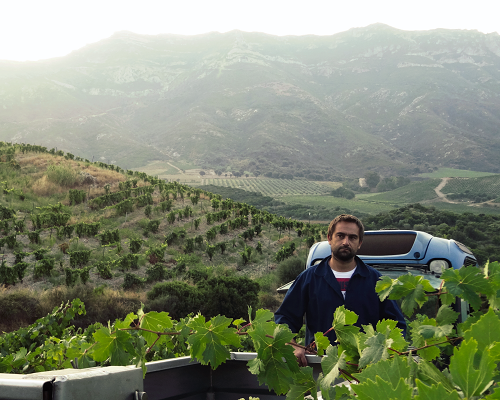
left=1, top=0, right=499, bottom=61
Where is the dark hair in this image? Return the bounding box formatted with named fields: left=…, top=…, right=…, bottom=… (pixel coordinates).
left=327, top=214, right=364, bottom=242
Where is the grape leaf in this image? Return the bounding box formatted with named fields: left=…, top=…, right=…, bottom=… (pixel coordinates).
left=92, top=328, right=136, bottom=365
left=416, top=359, right=456, bottom=393
left=187, top=314, right=241, bottom=369
left=334, top=306, right=358, bottom=326
left=439, top=292, right=455, bottom=307
left=484, top=386, right=500, bottom=399
left=259, top=356, right=293, bottom=395
left=358, top=331, right=393, bottom=369
left=332, top=306, right=361, bottom=350
left=442, top=266, right=493, bottom=311
left=251, top=307, right=274, bottom=326
left=387, top=274, right=435, bottom=317
left=353, top=375, right=412, bottom=400
left=435, top=305, right=459, bottom=326
left=315, top=332, right=331, bottom=356
left=139, top=311, right=173, bottom=347
left=355, top=354, right=410, bottom=389
left=247, top=324, right=298, bottom=395
left=115, top=312, right=137, bottom=330
left=375, top=320, right=407, bottom=352
left=415, top=380, right=461, bottom=400
left=417, top=324, right=453, bottom=340
left=321, top=345, right=347, bottom=387
left=463, top=308, right=500, bottom=356
left=376, top=275, right=399, bottom=301
left=449, top=338, right=496, bottom=398
left=261, top=325, right=299, bottom=374
left=319, top=382, right=351, bottom=400
left=287, top=367, right=317, bottom=400
left=485, top=262, right=500, bottom=309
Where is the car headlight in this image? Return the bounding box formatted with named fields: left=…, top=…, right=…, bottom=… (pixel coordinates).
left=429, top=260, right=450, bottom=276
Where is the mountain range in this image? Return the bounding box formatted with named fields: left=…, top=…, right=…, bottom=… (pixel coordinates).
left=1, top=24, right=499, bottom=179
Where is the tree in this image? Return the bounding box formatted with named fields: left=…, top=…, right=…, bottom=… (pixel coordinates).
left=364, top=171, right=380, bottom=189
left=199, top=171, right=206, bottom=176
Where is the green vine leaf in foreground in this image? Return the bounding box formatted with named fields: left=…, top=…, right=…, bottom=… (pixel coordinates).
left=186, top=314, right=241, bottom=369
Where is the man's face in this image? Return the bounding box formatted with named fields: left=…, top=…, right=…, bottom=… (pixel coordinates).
left=328, top=221, right=362, bottom=262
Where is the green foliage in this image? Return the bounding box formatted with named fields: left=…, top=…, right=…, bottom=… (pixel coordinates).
left=275, top=242, right=296, bottom=262
left=98, top=229, right=120, bottom=245
left=129, top=238, right=144, bottom=253
left=277, top=256, right=305, bottom=284
left=27, top=230, right=41, bottom=244
left=0, top=260, right=17, bottom=285
left=69, top=189, right=86, bottom=205
left=146, top=264, right=169, bottom=282
left=95, top=261, right=112, bottom=279
left=123, top=273, right=146, bottom=289
left=46, top=165, right=80, bottom=187
left=146, top=244, right=167, bottom=264
left=75, top=222, right=101, bottom=237
left=69, top=250, right=92, bottom=268
left=33, top=258, right=55, bottom=278
left=330, top=186, right=355, bottom=199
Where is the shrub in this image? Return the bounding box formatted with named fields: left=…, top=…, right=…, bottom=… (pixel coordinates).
left=146, top=281, right=204, bottom=320
left=129, top=238, right=144, bottom=253
left=95, top=262, right=112, bottom=279
left=46, top=165, right=80, bottom=187
left=0, top=261, right=17, bottom=285
left=277, top=256, right=305, bottom=284
left=123, top=273, right=146, bottom=290
left=198, top=276, right=260, bottom=319
left=146, top=264, right=168, bottom=282
left=34, top=258, right=55, bottom=278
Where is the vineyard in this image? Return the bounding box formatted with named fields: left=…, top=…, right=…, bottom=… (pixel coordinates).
left=201, top=178, right=332, bottom=197
left=362, top=179, right=441, bottom=203
left=0, top=142, right=334, bottom=332
left=440, top=175, right=500, bottom=199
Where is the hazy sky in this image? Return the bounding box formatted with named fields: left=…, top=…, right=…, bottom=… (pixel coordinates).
left=2, top=0, right=499, bottom=61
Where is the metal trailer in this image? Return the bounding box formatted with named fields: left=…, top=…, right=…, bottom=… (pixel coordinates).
left=0, top=353, right=323, bottom=400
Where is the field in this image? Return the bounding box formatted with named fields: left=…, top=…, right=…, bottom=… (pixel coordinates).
left=440, top=175, right=500, bottom=197
left=362, top=179, right=441, bottom=203
left=419, top=168, right=496, bottom=179
left=279, top=195, right=398, bottom=215
left=201, top=178, right=334, bottom=197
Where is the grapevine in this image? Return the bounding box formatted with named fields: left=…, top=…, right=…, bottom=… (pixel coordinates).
left=2, top=263, right=500, bottom=399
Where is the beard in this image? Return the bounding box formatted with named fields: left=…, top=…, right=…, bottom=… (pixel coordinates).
left=332, top=246, right=356, bottom=262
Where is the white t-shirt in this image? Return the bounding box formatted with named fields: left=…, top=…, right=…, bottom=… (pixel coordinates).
left=332, top=267, right=356, bottom=298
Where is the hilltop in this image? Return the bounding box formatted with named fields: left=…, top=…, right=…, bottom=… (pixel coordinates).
left=1, top=25, right=499, bottom=179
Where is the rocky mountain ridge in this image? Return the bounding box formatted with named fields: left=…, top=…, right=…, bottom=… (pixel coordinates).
left=1, top=24, right=499, bottom=179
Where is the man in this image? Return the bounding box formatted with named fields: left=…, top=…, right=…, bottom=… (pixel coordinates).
left=274, top=214, right=406, bottom=366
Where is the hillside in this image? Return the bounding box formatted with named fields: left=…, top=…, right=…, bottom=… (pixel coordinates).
left=1, top=25, right=500, bottom=179
left=0, top=143, right=319, bottom=330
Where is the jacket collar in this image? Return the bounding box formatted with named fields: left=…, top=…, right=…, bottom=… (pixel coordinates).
left=314, top=255, right=369, bottom=296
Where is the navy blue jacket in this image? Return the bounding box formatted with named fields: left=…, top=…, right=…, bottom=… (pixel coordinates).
left=274, top=256, right=406, bottom=345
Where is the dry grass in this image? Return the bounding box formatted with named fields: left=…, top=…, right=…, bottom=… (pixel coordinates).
left=32, top=175, right=66, bottom=196
left=0, top=285, right=146, bottom=332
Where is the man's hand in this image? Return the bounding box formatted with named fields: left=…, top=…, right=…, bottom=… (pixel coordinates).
left=290, top=340, right=312, bottom=367
left=293, top=345, right=308, bottom=367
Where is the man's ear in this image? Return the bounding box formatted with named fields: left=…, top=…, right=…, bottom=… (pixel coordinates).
left=358, top=240, right=362, bottom=249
